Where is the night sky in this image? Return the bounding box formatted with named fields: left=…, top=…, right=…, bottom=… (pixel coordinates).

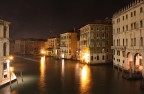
left=0, top=0, right=132, bottom=39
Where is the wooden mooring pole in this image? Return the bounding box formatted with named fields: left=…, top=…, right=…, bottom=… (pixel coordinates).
left=15, top=73, right=19, bottom=85
left=21, top=71, right=24, bottom=82
left=9, top=72, right=12, bottom=91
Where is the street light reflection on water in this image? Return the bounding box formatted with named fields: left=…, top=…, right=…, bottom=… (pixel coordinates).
left=80, top=65, right=91, bottom=93
left=61, top=59, right=65, bottom=77
left=39, top=56, right=46, bottom=92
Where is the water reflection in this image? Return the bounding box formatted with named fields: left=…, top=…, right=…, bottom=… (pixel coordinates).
left=61, top=59, right=65, bottom=77
left=39, top=56, right=46, bottom=92
left=80, top=65, right=91, bottom=94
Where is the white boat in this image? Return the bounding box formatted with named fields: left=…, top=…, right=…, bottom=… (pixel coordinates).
left=0, top=59, right=17, bottom=87
left=0, top=72, right=17, bottom=87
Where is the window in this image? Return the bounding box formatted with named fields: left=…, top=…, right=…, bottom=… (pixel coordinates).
left=126, top=25, right=128, bottom=31
left=97, top=56, right=99, bottom=60
left=119, top=39, right=120, bottom=46
left=131, top=38, right=133, bottom=46
left=123, top=39, right=124, bottom=46
left=3, top=43, right=6, bottom=56
left=134, top=11, right=136, bottom=16
left=134, top=22, right=136, bottom=29
left=122, top=51, right=125, bottom=57
left=123, top=26, right=125, bottom=32
left=106, top=33, right=108, bottom=37
left=123, top=16, right=124, bottom=20
left=4, top=26, right=7, bottom=38
left=131, top=12, right=133, bottom=17
left=91, top=56, right=93, bottom=61
left=4, top=75, right=7, bottom=78
left=140, top=37, right=143, bottom=46
left=140, top=20, right=143, bottom=28
left=102, top=55, right=105, bottom=60
left=126, top=14, right=128, bottom=19
left=131, top=23, right=133, bottom=30
left=117, top=51, right=120, bottom=56
left=134, top=38, right=136, bottom=46
left=140, top=7, right=143, bottom=13
left=3, top=63, right=7, bottom=70
left=117, top=19, right=118, bottom=23
left=126, top=39, right=128, bottom=46
left=107, top=49, right=108, bottom=52
left=69, top=36, right=71, bottom=39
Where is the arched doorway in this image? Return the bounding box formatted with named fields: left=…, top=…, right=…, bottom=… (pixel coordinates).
left=134, top=53, right=143, bottom=71
left=3, top=43, right=6, bottom=56
left=127, top=52, right=133, bottom=69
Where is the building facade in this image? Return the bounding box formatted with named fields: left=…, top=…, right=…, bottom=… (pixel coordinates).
left=112, top=0, right=144, bottom=72
left=0, top=19, right=16, bottom=86
left=60, top=32, right=77, bottom=59
left=45, top=38, right=60, bottom=57
left=80, top=19, right=113, bottom=64
left=14, top=39, right=47, bottom=55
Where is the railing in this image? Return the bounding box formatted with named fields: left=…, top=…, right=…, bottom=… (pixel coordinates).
left=111, top=46, right=126, bottom=50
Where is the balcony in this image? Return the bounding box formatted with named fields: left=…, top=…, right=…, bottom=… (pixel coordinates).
left=111, top=46, right=126, bottom=51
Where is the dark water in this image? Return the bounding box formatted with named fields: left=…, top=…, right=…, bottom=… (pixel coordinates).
left=0, top=56, right=144, bottom=94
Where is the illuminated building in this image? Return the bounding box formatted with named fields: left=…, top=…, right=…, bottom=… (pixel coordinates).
left=80, top=18, right=113, bottom=64
left=45, top=38, right=60, bottom=57
left=112, top=0, right=144, bottom=72
left=0, top=19, right=16, bottom=86
left=60, top=31, right=77, bottom=59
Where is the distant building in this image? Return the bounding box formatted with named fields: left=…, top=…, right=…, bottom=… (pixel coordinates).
left=14, top=39, right=47, bottom=55
left=80, top=18, right=113, bottom=64
left=112, top=0, right=144, bottom=72
left=76, top=41, right=80, bottom=60
left=0, top=19, right=16, bottom=86
left=45, top=38, right=60, bottom=57
left=60, top=31, right=78, bottom=59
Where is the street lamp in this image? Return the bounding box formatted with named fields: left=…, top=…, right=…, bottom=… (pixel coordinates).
left=9, top=56, right=14, bottom=60
left=41, top=49, right=46, bottom=56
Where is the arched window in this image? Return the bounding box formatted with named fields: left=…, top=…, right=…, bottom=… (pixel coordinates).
left=3, top=26, right=7, bottom=38
left=3, top=43, right=6, bottom=56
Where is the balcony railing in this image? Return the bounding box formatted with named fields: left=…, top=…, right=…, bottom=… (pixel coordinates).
left=111, top=46, right=126, bottom=51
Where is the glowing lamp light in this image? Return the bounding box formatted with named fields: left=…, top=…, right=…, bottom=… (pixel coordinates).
left=139, top=66, right=143, bottom=71
left=10, top=67, right=14, bottom=72
left=9, top=56, right=14, bottom=60
left=82, top=53, right=90, bottom=63
left=61, top=53, right=64, bottom=58
left=41, top=49, right=45, bottom=55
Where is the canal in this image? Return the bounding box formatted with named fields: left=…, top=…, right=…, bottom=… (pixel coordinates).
left=0, top=56, right=144, bottom=94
